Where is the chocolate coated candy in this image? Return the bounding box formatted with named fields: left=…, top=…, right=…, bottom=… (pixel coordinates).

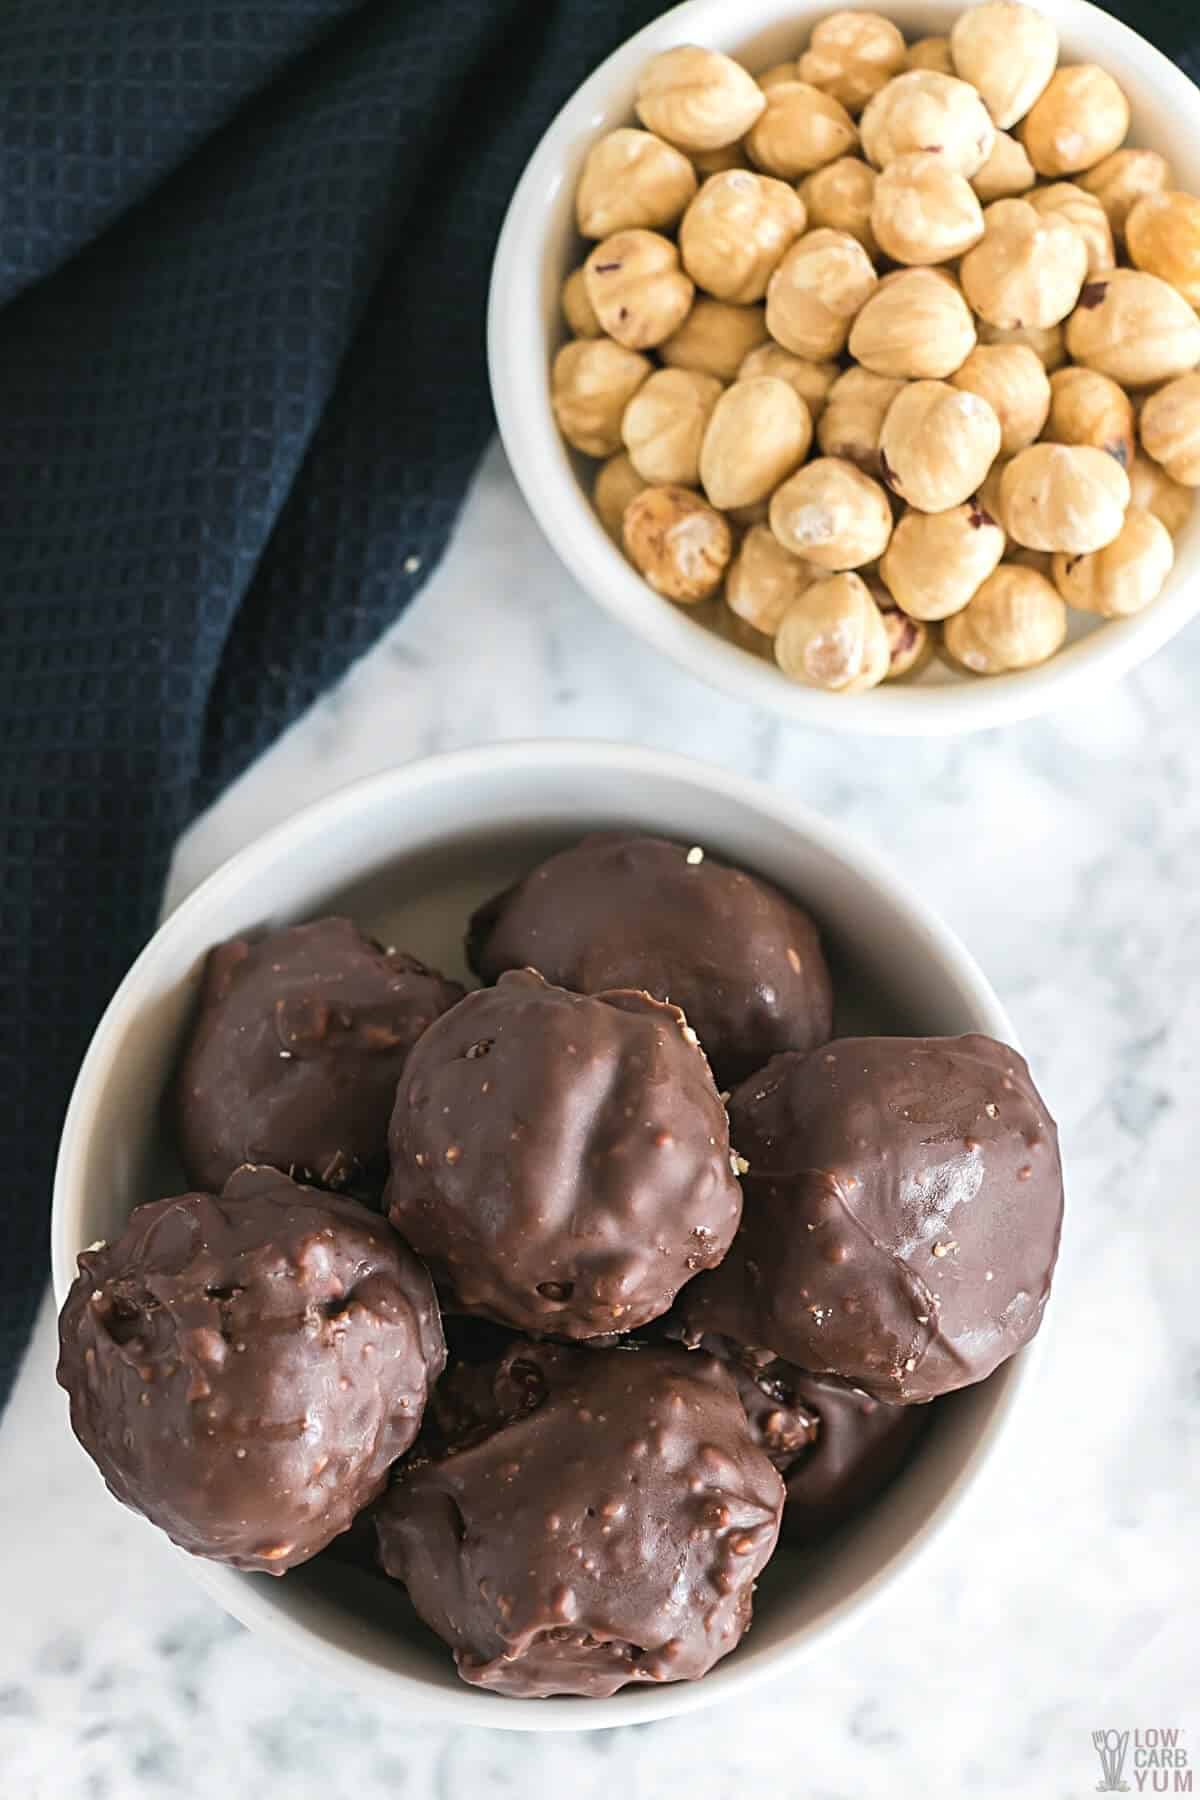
left=56, top=1166, right=445, bottom=1573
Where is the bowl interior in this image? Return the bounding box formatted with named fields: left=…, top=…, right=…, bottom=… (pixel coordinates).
left=490, top=0, right=1200, bottom=733
left=53, top=744, right=1022, bottom=1729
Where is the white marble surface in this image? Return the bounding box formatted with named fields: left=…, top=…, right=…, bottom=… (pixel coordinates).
left=5, top=441, right=1198, bottom=1800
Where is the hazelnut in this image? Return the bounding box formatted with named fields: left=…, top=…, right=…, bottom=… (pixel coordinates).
left=1140, top=373, right=1200, bottom=487
left=907, top=37, right=955, bottom=76
left=1000, top=442, right=1130, bottom=552
left=975, top=316, right=1066, bottom=370
left=769, top=457, right=893, bottom=568
left=977, top=456, right=1012, bottom=531
left=870, top=151, right=984, bottom=264
left=680, top=170, right=807, bottom=302
left=796, top=11, right=908, bottom=114
left=623, top=484, right=732, bottom=602
left=765, top=228, right=878, bottom=359
left=700, top=377, right=813, bottom=509
left=691, top=141, right=750, bottom=176
left=635, top=46, right=766, bottom=152
left=575, top=128, right=698, bottom=238
left=562, top=267, right=601, bottom=338
left=879, top=380, right=1003, bottom=513
left=758, top=61, right=799, bottom=93
left=1080, top=149, right=1171, bottom=243
left=960, top=198, right=1087, bottom=330
left=584, top=230, right=694, bottom=350
left=1020, top=66, right=1130, bottom=178
left=593, top=453, right=648, bottom=543
left=659, top=298, right=768, bottom=382
left=1126, top=191, right=1200, bottom=308
left=621, top=367, right=724, bottom=486
left=859, top=70, right=995, bottom=178
left=1029, top=183, right=1115, bottom=277
left=739, top=343, right=839, bottom=418
left=818, top=366, right=906, bottom=472
left=880, top=500, right=1006, bottom=619
left=552, top=338, right=652, bottom=456
left=1129, top=452, right=1195, bottom=537
left=1051, top=507, right=1174, bottom=617
left=1045, top=366, right=1135, bottom=470
left=972, top=131, right=1038, bottom=204
left=943, top=564, right=1067, bottom=671
left=726, top=522, right=821, bottom=634
left=799, top=156, right=879, bottom=254
left=746, top=81, right=858, bottom=180
left=872, top=590, right=934, bottom=678
left=849, top=267, right=976, bottom=378
left=952, top=344, right=1051, bottom=454
left=1065, top=270, right=1200, bottom=388
left=949, top=2, right=1058, bottom=129
left=774, top=570, right=890, bottom=690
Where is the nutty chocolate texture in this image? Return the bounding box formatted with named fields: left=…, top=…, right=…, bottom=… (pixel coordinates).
left=56, top=1165, right=445, bottom=1573
left=385, top=969, right=743, bottom=1338
left=679, top=1035, right=1063, bottom=1401
left=467, top=834, right=833, bottom=1087
left=175, top=917, right=464, bottom=1196
left=376, top=1340, right=784, bottom=1697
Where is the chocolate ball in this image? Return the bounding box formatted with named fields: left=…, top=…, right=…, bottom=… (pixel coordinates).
left=679, top=1036, right=1063, bottom=1401
left=56, top=1166, right=445, bottom=1573
left=384, top=969, right=743, bottom=1338
left=375, top=1341, right=784, bottom=1698
left=697, top=1336, right=924, bottom=1541
left=466, top=834, right=833, bottom=1088
left=174, top=917, right=464, bottom=1195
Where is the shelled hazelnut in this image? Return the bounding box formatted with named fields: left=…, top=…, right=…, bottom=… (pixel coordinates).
left=1051, top=508, right=1174, bottom=617
left=880, top=499, right=1006, bottom=619
left=799, top=157, right=879, bottom=253
left=774, top=570, right=890, bottom=689
left=769, top=457, right=893, bottom=568
left=879, top=380, right=1002, bottom=514
left=943, top=564, right=1067, bottom=671
left=952, top=344, right=1051, bottom=454
left=623, top=485, right=733, bottom=601
left=726, top=523, right=821, bottom=634
left=1140, top=374, right=1200, bottom=488
left=1044, top=367, right=1135, bottom=470
left=621, top=367, right=724, bottom=486
left=551, top=4, right=1197, bottom=693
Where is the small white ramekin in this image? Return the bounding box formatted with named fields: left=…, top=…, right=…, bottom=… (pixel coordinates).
left=489, top=0, right=1200, bottom=735
left=53, top=741, right=1028, bottom=1729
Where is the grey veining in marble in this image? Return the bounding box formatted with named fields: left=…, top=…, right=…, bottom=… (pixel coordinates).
left=5, top=442, right=1198, bottom=1799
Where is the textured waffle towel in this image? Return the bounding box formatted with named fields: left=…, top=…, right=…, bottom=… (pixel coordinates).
left=0, top=1, right=1195, bottom=1409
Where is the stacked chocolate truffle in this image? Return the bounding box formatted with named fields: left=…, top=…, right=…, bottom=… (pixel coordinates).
left=58, top=840, right=1064, bottom=1701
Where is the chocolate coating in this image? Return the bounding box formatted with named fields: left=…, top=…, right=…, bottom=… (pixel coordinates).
left=175, top=917, right=464, bottom=1195
left=679, top=1036, right=1063, bottom=1402
left=376, top=1341, right=784, bottom=1698
left=696, top=1336, right=923, bottom=1542
left=56, top=1166, right=445, bottom=1573
left=467, top=834, right=833, bottom=1088
left=384, top=970, right=742, bottom=1338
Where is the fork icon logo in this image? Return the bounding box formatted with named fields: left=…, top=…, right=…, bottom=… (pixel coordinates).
left=1094, top=1730, right=1132, bottom=1793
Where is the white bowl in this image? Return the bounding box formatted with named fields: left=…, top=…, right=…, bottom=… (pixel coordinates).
left=489, top=0, right=1200, bottom=735
left=53, top=740, right=1027, bottom=1730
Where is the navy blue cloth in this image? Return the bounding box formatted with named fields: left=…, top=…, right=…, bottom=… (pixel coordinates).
left=0, top=2, right=1195, bottom=1410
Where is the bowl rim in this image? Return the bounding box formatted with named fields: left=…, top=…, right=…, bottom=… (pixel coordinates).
left=487, top=0, right=1200, bottom=737
left=52, top=737, right=1032, bottom=1731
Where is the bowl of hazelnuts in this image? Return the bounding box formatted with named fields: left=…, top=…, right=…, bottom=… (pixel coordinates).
left=52, top=741, right=1061, bottom=1725
left=489, top=0, right=1200, bottom=732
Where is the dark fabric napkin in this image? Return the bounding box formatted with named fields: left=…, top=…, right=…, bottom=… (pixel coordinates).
left=0, top=1, right=1196, bottom=1413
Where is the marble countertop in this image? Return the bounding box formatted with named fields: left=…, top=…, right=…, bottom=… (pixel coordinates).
left=5, top=442, right=1197, bottom=1800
